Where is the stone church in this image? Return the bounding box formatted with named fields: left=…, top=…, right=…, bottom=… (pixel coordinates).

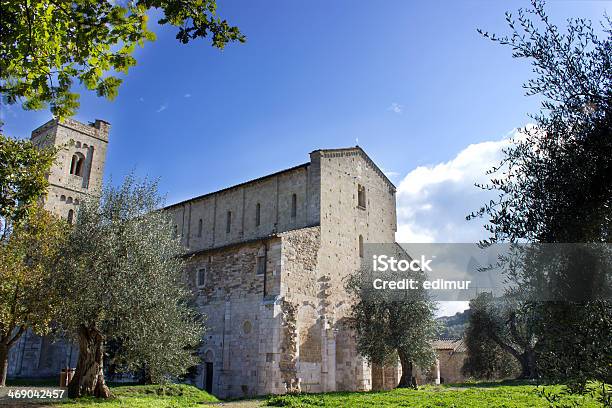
left=9, top=118, right=402, bottom=397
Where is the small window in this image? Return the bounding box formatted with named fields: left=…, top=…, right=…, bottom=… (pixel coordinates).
left=67, top=209, right=74, bottom=225
left=291, top=194, right=297, bottom=218
left=60, top=195, right=66, bottom=201
left=358, top=235, right=364, bottom=258
left=226, top=211, right=232, bottom=233
left=256, top=255, right=266, bottom=275
left=197, top=268, right=206, bottom=287
left=198, top=219, right=203, bottom=237
left=173, top=225, right=178, bottom=238
left=255, top=203, right=261, bottom=227
left=358, top=185, right=366, bottom=209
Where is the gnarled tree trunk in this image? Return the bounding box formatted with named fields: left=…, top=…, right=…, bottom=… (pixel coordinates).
left=397, top=350, right=417, bottom=389
left=68, top=325, right=111, bottom=398
left=0, top=343, right=8, bottom=387
left=490, top=331, right=537, bottom=379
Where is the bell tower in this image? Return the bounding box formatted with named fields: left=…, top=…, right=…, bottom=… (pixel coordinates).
left=30, top=118, right=110, bottom=222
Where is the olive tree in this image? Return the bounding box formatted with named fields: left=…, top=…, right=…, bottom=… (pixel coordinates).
left=470, top=0, right=611, bottom=396
left=0, top=205, right=68, bottom=386
left=0, top=136, right=64, bottom=387
left=55, top=175, right=204, bottom=398
left=346, top=247, right=437, bottom=388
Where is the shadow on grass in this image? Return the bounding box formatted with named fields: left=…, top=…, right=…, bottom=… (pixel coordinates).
left=6, top=378, right=58, bottom=387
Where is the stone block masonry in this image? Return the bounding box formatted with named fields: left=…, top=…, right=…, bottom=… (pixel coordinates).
left=170, top=146, right=399, bottom=398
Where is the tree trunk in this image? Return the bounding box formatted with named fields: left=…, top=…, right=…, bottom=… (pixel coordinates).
left=68, top=325, right=112, bottom=398
left=489, top=332, right=537, bottom=380
left=0, top=343, right=8, bottom=387
left=518, top=349, right=537, bottom=379
left=397, top=350, right=417, bottom=389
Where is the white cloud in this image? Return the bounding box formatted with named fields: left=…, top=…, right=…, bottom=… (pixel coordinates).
left=184, top=93, right=191, bottom=98
left=156, top=103, right=168, bottom=113
left=394, top=127, right=532, bottom=316
left=388, top=102, right=403, bottom=114
left=394, top=129, right=528, bottom=244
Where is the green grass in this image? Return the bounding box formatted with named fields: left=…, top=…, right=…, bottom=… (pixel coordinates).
left=265, top=384, right=602, bottom=407
left=8, top=381, right=602, bottom=407
left=53, top=384, right=219, bottom=407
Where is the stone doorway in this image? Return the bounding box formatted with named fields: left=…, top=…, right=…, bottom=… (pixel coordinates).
left=204, top=362, right=214, bottom=393
left=203, top=350, right=214, bottom=394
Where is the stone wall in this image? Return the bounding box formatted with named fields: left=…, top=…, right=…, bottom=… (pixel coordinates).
left=278, top=226, right=323, bottom=392
left=166, top=163, right=321, bottom=253
left=30, top=118, right=109, bottom=221
left=437, top=350, right=467, bottom=384
left=7, top=330, right=78, bottom=379
left=371, top=362, right=402, bottom=390
left=184, top=235, right=286, bottom=398
left=316, top=148, right=397, bottom=391
left=414, top=347, right=468, bottom=385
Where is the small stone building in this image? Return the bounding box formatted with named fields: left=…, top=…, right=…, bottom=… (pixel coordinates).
left=415, top=338, right=467, bottom=385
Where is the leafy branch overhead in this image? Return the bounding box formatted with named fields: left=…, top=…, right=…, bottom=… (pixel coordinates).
left=0, top=0, right=245, bottom=118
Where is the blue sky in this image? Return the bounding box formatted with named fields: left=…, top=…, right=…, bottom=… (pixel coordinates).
left=3, top=0, right=608, bottom=316
left=3, top=0, right=608, bottom=224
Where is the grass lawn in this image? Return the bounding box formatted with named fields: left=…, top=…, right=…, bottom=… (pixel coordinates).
left=52, top=384, right=220, bottom=408
left=7, top=381, right=601, bottom=407
left=265, top=383, right=602, bottom=407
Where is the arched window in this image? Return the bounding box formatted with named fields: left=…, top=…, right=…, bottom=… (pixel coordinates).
left=358, top=235, right=364, bottom=258
left=66, top=197, right=73, bottom=204
left=69, top=153, right=85, bottom=176
left=60, top=195, right=66, bottom=201
left=67, top=209, right=74, bottom=225
left=255, top=203, right=261, bottom=227
left=358, top=185, right=366, bottom=209
left=198, top=219, right=203, bottom=237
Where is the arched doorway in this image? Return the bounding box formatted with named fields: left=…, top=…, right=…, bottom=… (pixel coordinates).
left=203, top=350, right=214, bottom=394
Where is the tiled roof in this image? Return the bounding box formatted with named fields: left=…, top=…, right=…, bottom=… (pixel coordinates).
left=432, top=338, right=466, bottom=352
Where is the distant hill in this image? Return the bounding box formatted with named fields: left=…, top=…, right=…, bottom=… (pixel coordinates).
left=436, top=309, right=471, bottom=338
